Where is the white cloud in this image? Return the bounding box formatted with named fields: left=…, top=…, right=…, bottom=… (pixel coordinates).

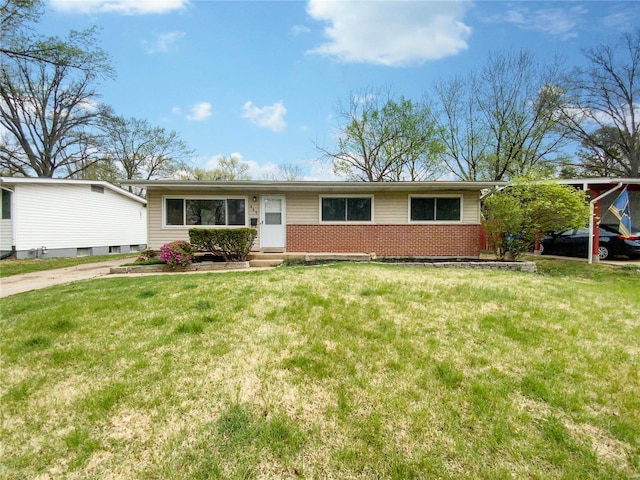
left=203, top=152, right=245, bottom=169
left=199, top=154, right=329, bottom=181
left=171, top=106, right=182, bottom=115
left=305, top=160, right=343, bottom=181
left=201, top=153, right=269, bottom=179
left=603, top=12, right=629, bottom=30
left=143, top=31, right=186, bottom=54
left=186, top=102, right=212, bottom=121
left=493, top=6, right=587, bottom=40
left=50, top=0, right=188, bottom=15
left=242, top=101, right=287, bottom=132
left=306, top=0, right=472, bottom=66
left=291, top=25, right=311, bottom=36
left=77, top=98, right=99, bottom=113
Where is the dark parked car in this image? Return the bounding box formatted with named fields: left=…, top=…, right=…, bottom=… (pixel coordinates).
left=540, top=225, right=640, bottom=260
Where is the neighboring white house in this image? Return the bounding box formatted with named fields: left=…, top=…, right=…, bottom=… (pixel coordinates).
left=0, top=177, right=147, bottom=259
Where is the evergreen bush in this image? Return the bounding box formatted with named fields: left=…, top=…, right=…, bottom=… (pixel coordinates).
left=189, top=228, right=258, bottom=261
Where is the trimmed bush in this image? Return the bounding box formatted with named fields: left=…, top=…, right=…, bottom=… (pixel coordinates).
left=189, top=228, right=258, bottom=262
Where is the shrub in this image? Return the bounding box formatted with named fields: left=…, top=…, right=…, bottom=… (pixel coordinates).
left=139, top=249, right=157, bottom=259
left=133, top=249, right=158, bottom=263
left=189, top=228, right=258, bottom=262
left=483, top=178, right=589, bottom=260
left=159, top=241, right=194, bottom=267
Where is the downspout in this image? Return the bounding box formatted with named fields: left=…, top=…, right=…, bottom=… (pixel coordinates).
left=588, top=182, right=623, bottom=264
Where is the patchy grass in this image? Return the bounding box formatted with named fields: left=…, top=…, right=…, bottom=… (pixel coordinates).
left=529, top=255, right=640, bottom=279
left=0, top=254, right=137, bottom=277
left=1, top=261, right=638, bottom=479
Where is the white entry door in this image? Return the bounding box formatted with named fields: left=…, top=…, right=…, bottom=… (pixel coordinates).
left=260, top=196, right=286, bottom=249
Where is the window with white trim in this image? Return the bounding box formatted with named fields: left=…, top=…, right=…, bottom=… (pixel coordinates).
left=164, top=198, right=246, bottom=226
left=410, top=196, right=461, bottom=222
left=321, top=196, right=372, bottom=222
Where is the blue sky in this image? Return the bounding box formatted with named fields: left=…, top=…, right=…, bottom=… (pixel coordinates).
left=39, top=0, right=639, bottom=180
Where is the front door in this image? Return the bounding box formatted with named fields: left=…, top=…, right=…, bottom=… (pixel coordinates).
left=260, top=195, right=286, bottom=249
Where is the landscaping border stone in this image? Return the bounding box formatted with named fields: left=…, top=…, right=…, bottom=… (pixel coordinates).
left=110, top=261, right=250, bottom=274
left=373, top=260, right=537, bottom=273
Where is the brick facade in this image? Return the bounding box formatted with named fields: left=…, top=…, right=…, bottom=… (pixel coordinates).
left=286, top=224, right=481, bottom=257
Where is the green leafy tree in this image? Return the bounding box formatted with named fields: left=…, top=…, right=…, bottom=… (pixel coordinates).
left=211, top=155, right=251, bottom=180
left=483, top=178, right=589, bottom=259
left=2, top=0, right=51, bottom=64
left=183, top=154, right=251, bottom=181
left=1, top=0, right=106, bottom=70
left=318, top=88, right=443, bottom=181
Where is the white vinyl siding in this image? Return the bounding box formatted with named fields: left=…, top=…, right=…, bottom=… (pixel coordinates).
left=286, top=193, right=317, bottom=224
left=1, top=219, right=12, bottom=251
left=12, top=183, right=146, bottom=251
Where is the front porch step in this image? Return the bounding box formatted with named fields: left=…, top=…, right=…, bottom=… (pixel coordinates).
left=248, top=252, right=372, bottom=267
left=249, top=252, right=285, bottom=268
left=249, top=258, right=284, bottom=268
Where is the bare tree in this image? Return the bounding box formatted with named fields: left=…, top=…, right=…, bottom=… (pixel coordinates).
left=433, top=73, right=487, bottom=180
left=555, top=29, right=639, bottom=177
left=575, top=126, right=626, bottom=177
left=317, top=88, right=443, bottom=181
left=263, top=162, right=304, bottom=181
left=0, top=33, right=111, bottom=177
left=433, top=50, right=569, bottom=181
left=99, top=113, right=195, bottom=188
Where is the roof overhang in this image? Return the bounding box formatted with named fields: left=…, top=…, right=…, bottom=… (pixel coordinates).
left=0, top=177, right=147, bottom=205
left=556, top=177, right=640, bottom=192
left=118, top=180, right=507, bottom=193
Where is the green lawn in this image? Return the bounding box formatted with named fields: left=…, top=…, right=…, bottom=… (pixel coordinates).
left=0, top=253, right=138, bottom=277
left=1, top=261, right=638, bottom=479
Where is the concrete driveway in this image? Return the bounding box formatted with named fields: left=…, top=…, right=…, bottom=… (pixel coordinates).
left=532, top=254, right=640, bottom=266
left=0, top=258, right=129, bottom=298
left=0, top=258, right=269, bottom=298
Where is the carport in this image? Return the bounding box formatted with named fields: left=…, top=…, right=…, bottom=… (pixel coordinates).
left=557, top=178, right=640, bottom=263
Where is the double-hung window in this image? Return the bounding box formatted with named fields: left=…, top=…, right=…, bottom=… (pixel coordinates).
left=164, top=197, right=246, bottom=227
left=410, top=196, right=461, bottom=222
left=321, top=196, right=372, bottom=222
